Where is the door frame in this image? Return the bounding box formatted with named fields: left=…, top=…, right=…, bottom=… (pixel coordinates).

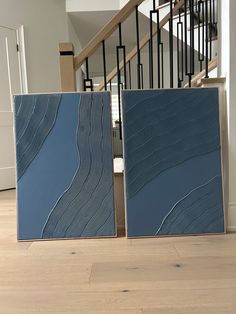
left=0, top=24, right=28, bottom=94
left=0, top=24, right=28, bottom=190
left=16, top=25, right=28, bottom=94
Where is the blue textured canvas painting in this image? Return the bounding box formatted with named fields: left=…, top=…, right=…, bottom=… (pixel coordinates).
left=14, top=92, right=116, bottom=240
left=122, top=88, right=225, bottom=238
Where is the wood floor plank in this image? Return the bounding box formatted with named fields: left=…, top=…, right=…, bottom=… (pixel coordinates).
left=142, top=306, right=234, bottom=314
left=173, top=235, right=236, bottom=257
left=88, top=278, right=236, bottom=292
left=90, top=256, right=236, bottom=283
left=0, top=189, right=235, bottom=314
left=0, top=288, right=235, bottom=312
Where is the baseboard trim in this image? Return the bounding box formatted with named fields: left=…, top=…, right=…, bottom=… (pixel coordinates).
left=227, top=202, right=236, bottom=232
left=227, top=227, right=236, bottom=232
left=0, top=167, right=16, bottom=190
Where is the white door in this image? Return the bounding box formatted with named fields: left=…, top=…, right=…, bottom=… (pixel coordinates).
left=0, top=26, right=21, bottom=190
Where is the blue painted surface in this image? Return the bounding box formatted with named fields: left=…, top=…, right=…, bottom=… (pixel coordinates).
left=15, top=92, right=115, bottom=240
left=157, top=176, right=224, bottom=235
left=15, top=94, right=61, bottom=179
left=127, top=151, right=222, bottom=236
left=42, top=93, right=116, bottom=239
left=122, top=88, right=225, bottom=237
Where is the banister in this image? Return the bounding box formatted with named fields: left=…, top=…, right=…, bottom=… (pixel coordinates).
left=74, top=0, right=145, bottom=71
left=95, top=0, right=185, bottom=91
left=184, top=57, right=218, bottom=88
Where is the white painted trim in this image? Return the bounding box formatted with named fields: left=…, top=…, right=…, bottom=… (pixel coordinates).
left=0, top=25, right=16, bottom=31
left=5, top=36, right=14, bottom=112
left=0, top=167, right=16, bottom=190
left=0, top=24, right=28, bottom=94
left=227, top=202, right=236, bottom=232
left=16, top=25, right=28, bottom=94
left=0, top=167, right=15, bottom=171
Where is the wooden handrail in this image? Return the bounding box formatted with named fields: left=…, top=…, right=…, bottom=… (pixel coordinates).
left=74, top=0, right=145, bottom=71
left=95, top=0, right=185, bottom=91
left=184, top=57, right=218, bottom=87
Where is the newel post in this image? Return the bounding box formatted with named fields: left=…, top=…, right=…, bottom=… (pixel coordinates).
left=59, top=43, right=76, bottom=92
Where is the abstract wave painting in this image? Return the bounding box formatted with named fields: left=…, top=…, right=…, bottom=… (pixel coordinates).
left=14, top=92, right=116, bottom=240
left=122, top=88, right=225, bottom=238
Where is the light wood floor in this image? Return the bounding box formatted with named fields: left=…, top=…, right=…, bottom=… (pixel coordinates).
left=0, top=189, right=235, bottom=314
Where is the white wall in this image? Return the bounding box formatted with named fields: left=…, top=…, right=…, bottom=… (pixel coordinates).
left=228, top=0, right=236, bottom=231
left=66, top=0, right=120, bottom=12
left=0, top=0, right=69, bottom=93
left=219, top=0, right=236, bottom=231
left=66, top=0, right=134, bottom=12
left=218, top=0, right=235, bottom=231
left=120, top=0, right=129, bottom=7
left=67, top=15, right=83, bottom=91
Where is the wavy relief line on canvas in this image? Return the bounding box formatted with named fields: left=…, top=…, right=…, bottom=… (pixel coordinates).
left=123, top=89, right=220, bottom=200
left=122, top=88, right=225, bottom=237
left=15, top=94, right=61, bottom=179
left=42, top=93, right=115, bottom=239
left=14, top=92, right=115, bottom=240
left=155, top=176, right=224, bottom=235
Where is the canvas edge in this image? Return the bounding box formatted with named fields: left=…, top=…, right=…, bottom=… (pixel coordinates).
left=122, top=88, right=227, bottom=239
left=14, top=91, right=117, bottom=241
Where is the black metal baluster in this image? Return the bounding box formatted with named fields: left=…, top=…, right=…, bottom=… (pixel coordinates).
left=136, top=5, right=143, bottom=89
left=213, top=0, right=217, bottom=38
left=190, top=0, right=195, bottom=77
left=140, top=64, right=144, bottom=89
left=149, top=22, right=153, bottom=88
left=128, top=60, right=132, bottom=89
left=102, top=40, right=107, bottom=91
left=118, top=22, right=122, bottom=46
left=148, top=39, right=152, bottom=88
left=84, top=57, right=93, bottom=91
left=209, top=0, right=212, bottom=60
left=184, top=0, right=195, bottom=87
left=116, top=23, right=127, bottom=139
left=136, top=7, right=140, bottom=89
left=194, top=0, right=198, bottom=13
left=205, top=0, right=209, bottom=78
left=169, top=0, right=174, bottom=88
left=212, top=0, right=217, bottom=26
left=119, top=23, right=127, bottom=89
left=109, top=80, right=112, bottom=91
left=177, top=9, right=184, bottom=87
left=150, top=5, right=161, bottom=89
left=116, top=48, right=122, bottom=140
left=117, top=24, right=122, bottom=139
left=159, top=20, right=164, bottom=89
left=160, top=42, right=164, bottom=88
left=198, top=0, right=204, bottom=72
left=184, top=0, right=190, bottom=85
left=156, top=9, right=161, bottom=88
left=85, top=57, right=89, bottom=80
left=149, top=3, right=155, bottom=88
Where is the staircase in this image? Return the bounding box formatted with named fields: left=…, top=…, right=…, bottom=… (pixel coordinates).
left=59, top=0, right=219, bottom=139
